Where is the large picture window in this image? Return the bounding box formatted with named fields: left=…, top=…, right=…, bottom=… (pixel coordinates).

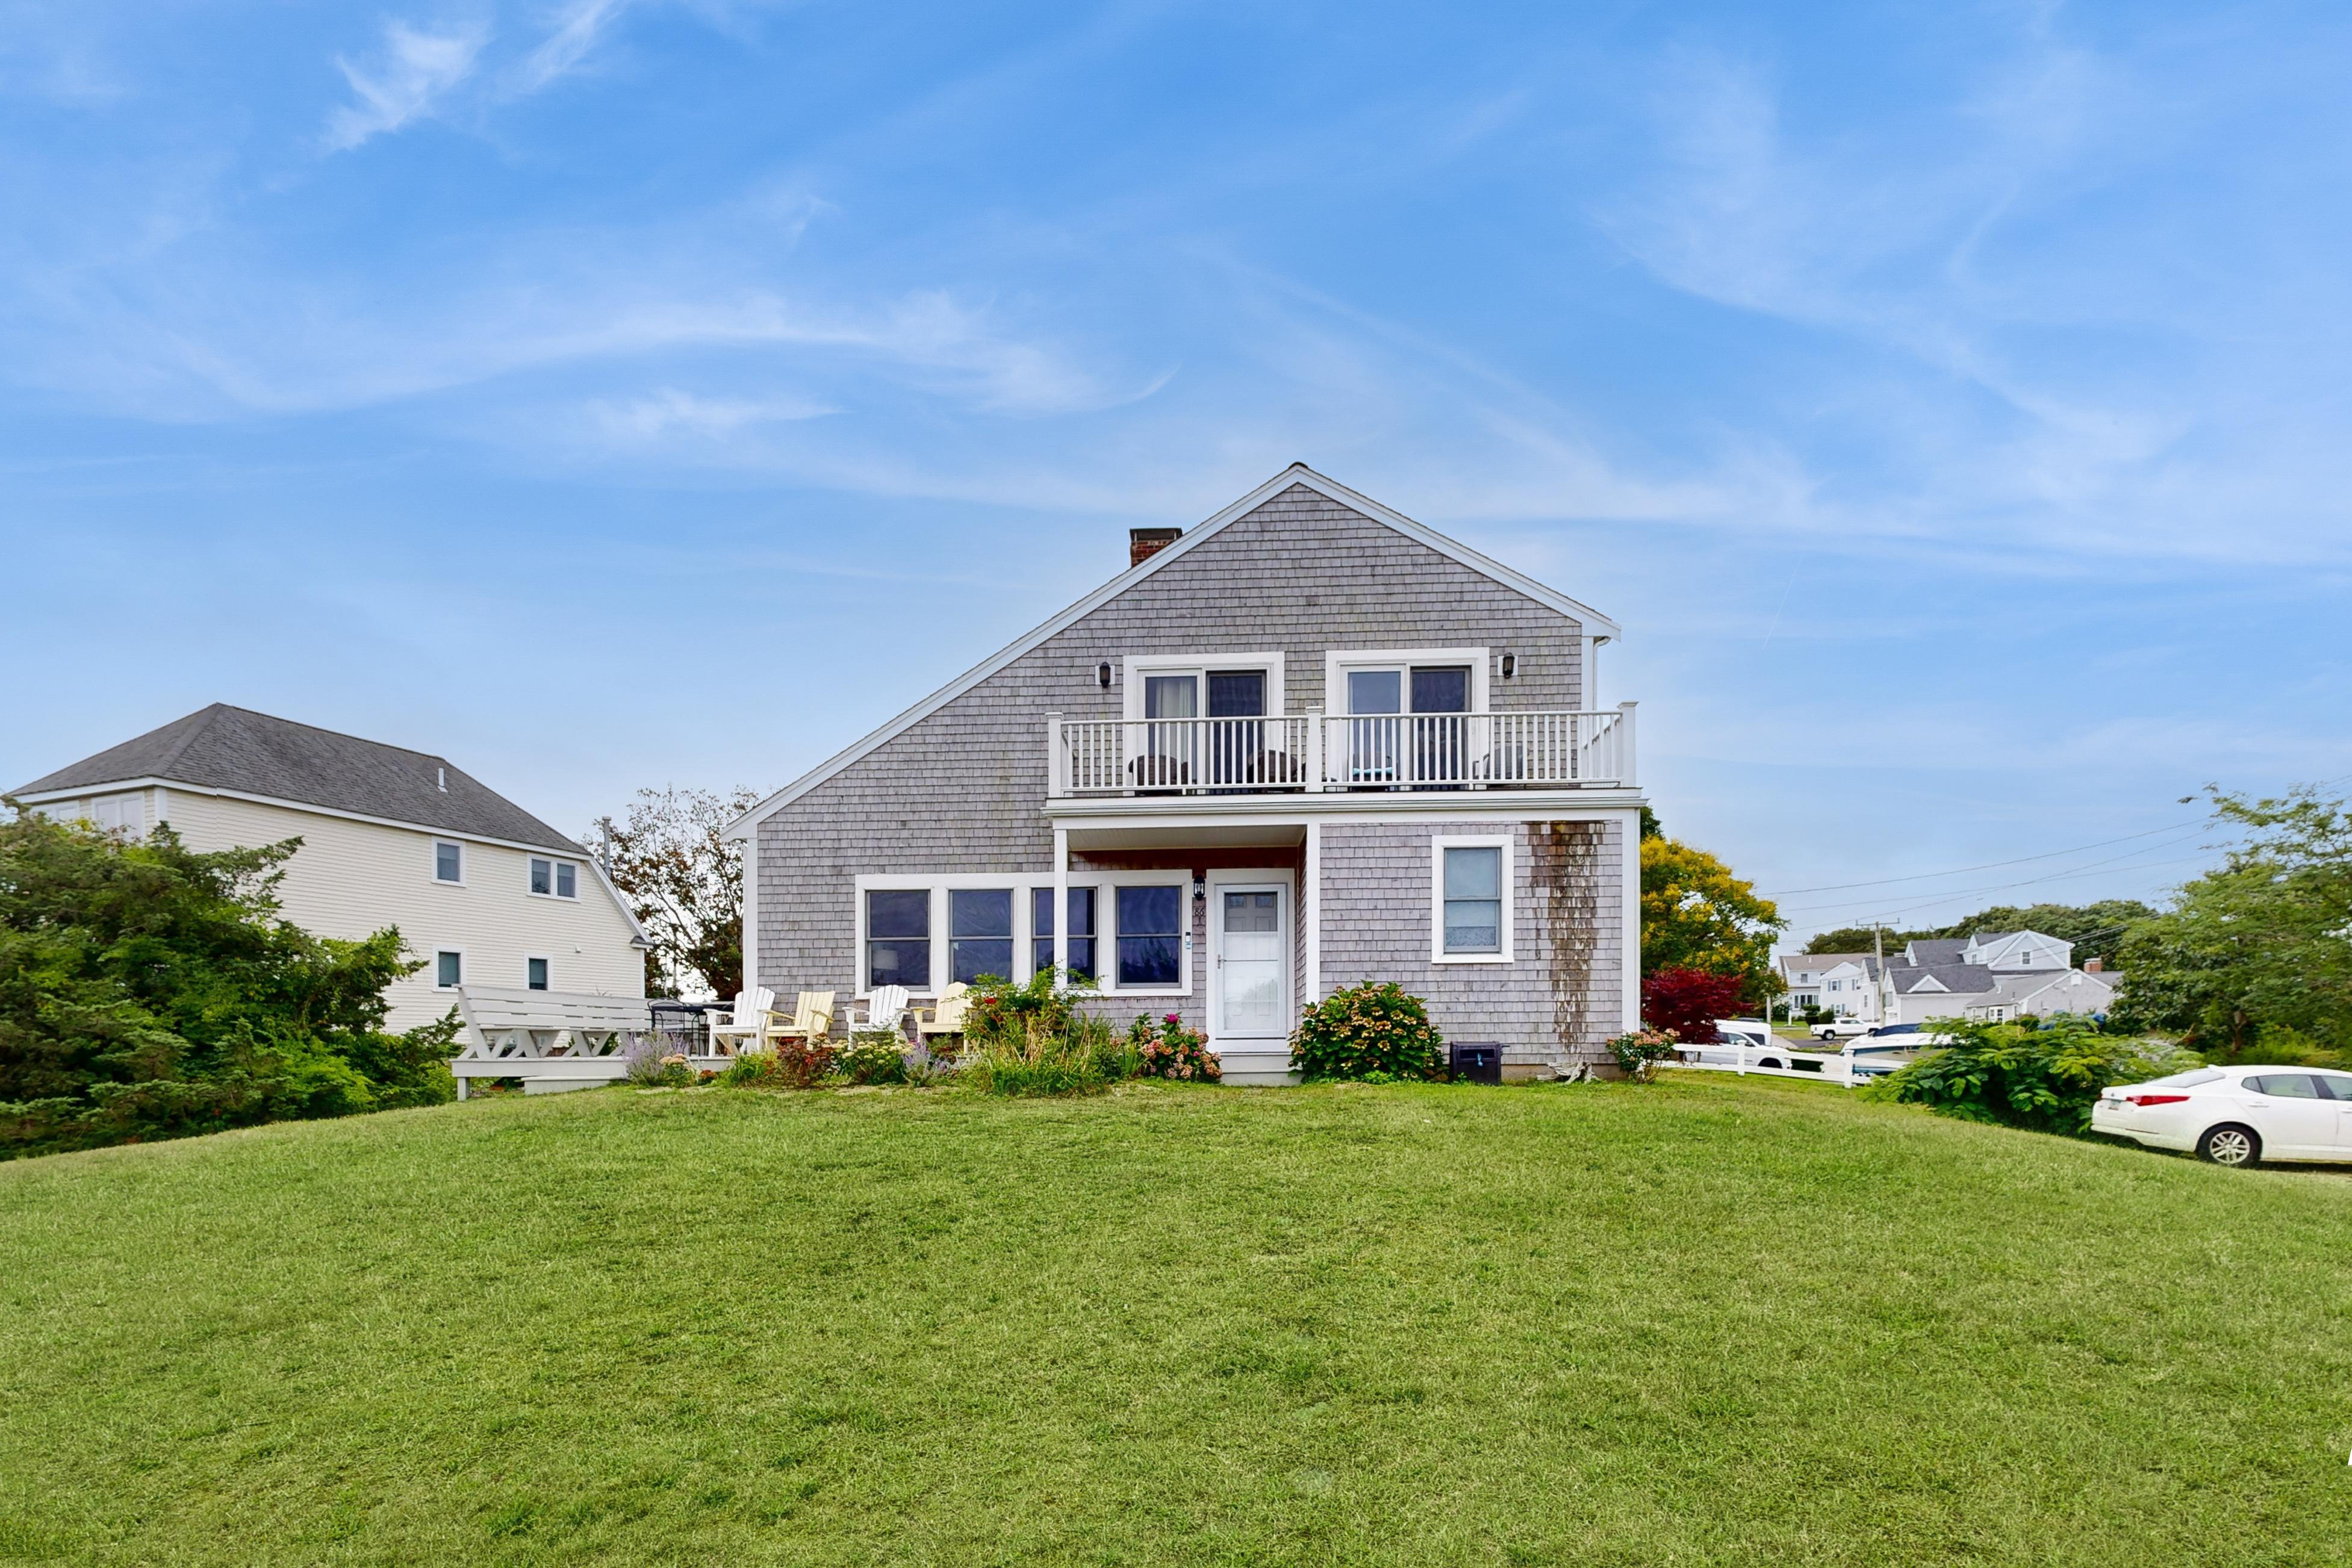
left=1033, top=886, right=1098, bottom=981
left=866, top=889, right=932, bottom=991
left=1116, top=884, right=1183, bottom=988
left=950, top=888, right=1015, bottom=984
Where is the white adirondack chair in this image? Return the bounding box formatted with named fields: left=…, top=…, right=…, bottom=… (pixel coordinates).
left=707, top=987, right=781, bottom=1056
left=772, top=991, right=836, bottom=1046
left=913, top=982, right=973, bottom=1042
left=855, top=985, right=911, bottom=1035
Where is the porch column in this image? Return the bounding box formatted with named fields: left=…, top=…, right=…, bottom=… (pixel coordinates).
left=741, top=825, right=760, bottom=997
left=1620, top=808, right=1641, bottom=1031
left=1052, top=826, right=1069, bottom=983
left=1303, top=820, right=1322, bottom=1007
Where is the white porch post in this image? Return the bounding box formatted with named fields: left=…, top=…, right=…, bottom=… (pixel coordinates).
left=1303, top=819, right=1322, bottom=1007
left=1045, top=711, right=1065, bottom=798
left=1052, top=826, right=1069, bottom=983
left=1304, top=706, right=1325, bottom=792
left=1620, top=807, right=1641, bottom=1033
left=740, top=825, right=760, bottom=998
left=1618, top=700, right=1638, bottom=788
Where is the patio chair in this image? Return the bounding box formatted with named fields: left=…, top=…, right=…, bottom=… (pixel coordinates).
left=1127, top=754, right=1192, bottom=789
left=912, top=982, right=972, bottom=1043
left=854, top=985, right=912, bottom=1035
left=772, top=991, right=836, bottom=1047
left=706, top=986, right=780, bottom=1056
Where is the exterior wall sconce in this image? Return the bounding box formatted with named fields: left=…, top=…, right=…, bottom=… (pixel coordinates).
left=1501, top=652, right=1517, bottom=680
left=1192, top=874, right=1207, bottom=908
left=1097, top=661, right=1113, bottom=689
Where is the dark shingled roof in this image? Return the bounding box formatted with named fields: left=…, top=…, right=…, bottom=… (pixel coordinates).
left=14, top=705, right=581, bottom=854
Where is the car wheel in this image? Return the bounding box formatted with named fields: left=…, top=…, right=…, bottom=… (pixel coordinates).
left=1758, top=1057, right=1784, bottom=1071
left=2197, top=1124, right=2260, bottom=1167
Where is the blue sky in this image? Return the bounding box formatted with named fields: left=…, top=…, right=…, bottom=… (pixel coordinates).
left=5, top=0, right=2350, bottom=944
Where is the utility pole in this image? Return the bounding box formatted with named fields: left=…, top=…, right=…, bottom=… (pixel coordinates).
left=1873, top=921, right=1885, bottom=1024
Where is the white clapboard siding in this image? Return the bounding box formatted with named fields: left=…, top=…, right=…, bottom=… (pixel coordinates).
left=158, top=791, right=644, bottom=1031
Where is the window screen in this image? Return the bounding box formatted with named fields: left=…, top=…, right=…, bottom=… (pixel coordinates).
left=1116, top=885, right=1183, bottom=987
left=950, top=888, right=1015, bottom=984
left=1442, top=845, right=1503, bottom=954
left=866, top=889, right=931, bottom=991
left=1033, top=886, right=1098, bottom=981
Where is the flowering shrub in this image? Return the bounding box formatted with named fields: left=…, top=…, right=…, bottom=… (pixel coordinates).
left=718, top=1038, right=836, bottom=1090
left=963, top=968, right=1090, bottom=1045
left=623, top=1041, right=694, bottom=1087
left=1290, top=982, right=1445, bottom=1081
left=1132, top=1013, right=1221, bottom=1082
left=839, top=1030, right=910, bottom=1086
left=1607, top=1028, right=1679, bottom=1083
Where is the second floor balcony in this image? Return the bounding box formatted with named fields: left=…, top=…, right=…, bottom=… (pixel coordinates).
left=1045, top=703, right=1636, bottom=798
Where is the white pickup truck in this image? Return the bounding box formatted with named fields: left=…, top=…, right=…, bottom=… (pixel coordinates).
left=1809, top=1019, right=1873, bottom=1041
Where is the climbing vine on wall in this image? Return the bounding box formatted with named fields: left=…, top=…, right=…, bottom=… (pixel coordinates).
left=1532, top=821, right=1607, bottom=1057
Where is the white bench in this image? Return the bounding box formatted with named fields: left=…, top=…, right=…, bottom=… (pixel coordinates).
left=450, top=987, right=681, bottom=1097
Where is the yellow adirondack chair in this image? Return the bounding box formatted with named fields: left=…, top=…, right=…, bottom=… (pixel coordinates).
left=913, top=982, right=973, bottom=1042
left=772, top=991, right=836, bottom=1045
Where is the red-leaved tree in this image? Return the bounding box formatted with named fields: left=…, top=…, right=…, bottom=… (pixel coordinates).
left=1641, top=966, right=1748, bottom=1041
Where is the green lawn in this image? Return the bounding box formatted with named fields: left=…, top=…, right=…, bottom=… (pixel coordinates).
left=4, top=1077, right=2348, bottom=1567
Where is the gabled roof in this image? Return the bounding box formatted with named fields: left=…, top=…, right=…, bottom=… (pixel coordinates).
left=725, top=463, right=1624, bottom=838
left=14, top=703, right=582, bottom=855
left=1904, top=938, right=1969, bottom=965
left=1783, top=951, right=1871, bottom=974
left=1887, top=962, right=1999, bottom=995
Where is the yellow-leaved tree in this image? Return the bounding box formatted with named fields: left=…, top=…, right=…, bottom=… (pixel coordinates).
left=1638, top=811, right=1785, bottom=1003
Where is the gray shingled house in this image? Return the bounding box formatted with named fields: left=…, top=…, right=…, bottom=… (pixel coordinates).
left=725, top=466, right=1647, bottom=1082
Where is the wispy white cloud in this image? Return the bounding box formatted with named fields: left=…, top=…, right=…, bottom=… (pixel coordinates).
left=511, top=0, right=635, bottom=93
left=323, top=19, right=491, bottom=152
left=592, top=386, right=835, bottom=439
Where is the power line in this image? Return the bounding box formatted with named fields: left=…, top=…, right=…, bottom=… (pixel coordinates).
left=1761, top=817, right=2209, bottom=897
left=1779, top=839, right=2217, bottom=921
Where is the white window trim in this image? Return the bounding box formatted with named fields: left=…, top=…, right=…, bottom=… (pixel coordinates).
left=850, top=871, right=1186, bottom=999
left=433, top=948, right=466, bottom=990
left=1121, top=652, right=1286, bottom=721
left=432, top=841, right=465, bottom=886
left=1431, top=833, right=1513, bottom=963
left=526, top=856, right=580, bottom=900
left=1326, top=647, right=1490, bottom=715
left=524, top=954, right=553, bottom=991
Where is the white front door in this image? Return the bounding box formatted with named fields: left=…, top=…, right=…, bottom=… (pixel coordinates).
left=1213, top=885, right=1288, bottom=1041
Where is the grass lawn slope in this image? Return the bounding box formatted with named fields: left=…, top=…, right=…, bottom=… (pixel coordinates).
left=4, top=1077, right=2348, bottom=1566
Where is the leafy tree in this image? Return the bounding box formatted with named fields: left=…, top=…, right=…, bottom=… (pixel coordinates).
left=1640, top=835, right=1785, bottom=1003
left=1640, top=968, right=1747, bottom=1041
left=2113, top=788, right=2352, bottom=1056
left=590, top=786, right=759, bottom=1000
left=0, top=808, right=456, bottom=1159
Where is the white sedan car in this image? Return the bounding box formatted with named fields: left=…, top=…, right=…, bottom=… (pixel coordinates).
left=2092, top=1066, right=2352, bottom=1166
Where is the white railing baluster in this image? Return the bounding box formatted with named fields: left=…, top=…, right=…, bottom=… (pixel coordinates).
left=1048, top=710, right=1633, bottom=795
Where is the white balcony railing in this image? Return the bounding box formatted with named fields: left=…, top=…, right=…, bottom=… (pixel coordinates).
left=1045, top=703, right=1636, bottom=798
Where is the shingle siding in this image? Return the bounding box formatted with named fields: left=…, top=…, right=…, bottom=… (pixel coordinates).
left=754, top=482, right=1620, bottom=1062
left=1318, top=818, right=1625, bottom=1070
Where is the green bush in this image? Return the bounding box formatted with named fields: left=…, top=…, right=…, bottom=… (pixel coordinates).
left=1, top=809, right=458, bottom=1159
left=717, top=1038, right=836, bottom=1090
left=1868, top=1015, right=2200, bottom=1134
left=838, top=1030, right=909, bottom=1086
left=1290, top=982, right=1445, bottom=1082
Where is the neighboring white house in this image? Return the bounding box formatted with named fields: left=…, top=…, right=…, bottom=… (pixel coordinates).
left=1776, top=951, right=1878, bottom=1020
left=13, top=704, right=649, bottom=1031
left=1873, top=932, right=2115, bottom=1027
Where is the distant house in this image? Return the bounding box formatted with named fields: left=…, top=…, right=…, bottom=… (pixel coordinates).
left=12, top=705, right=649, bottom=1030
left=1776, top=952, right=1876, bottom=1018
left=1873, top=930, right=2115, bottom=1026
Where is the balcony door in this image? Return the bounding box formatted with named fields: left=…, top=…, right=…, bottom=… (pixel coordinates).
left=1139, top=667, right=1264, bottom=790
left=1343, top=662, right=1471, bottom=786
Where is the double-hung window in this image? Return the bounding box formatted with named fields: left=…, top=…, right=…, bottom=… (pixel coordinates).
left=526, top=957, right=550, bottom=991
left=1433, top=838, right=1510, bottom=961
left=950, top=889, right=1015, bottom=984
left=434, top=841, right=463, bottom=883
left=530, top=857, right=578, bottom=898
left=435, top=950, right=463, bottom=988
left=1115, top=885, right=1183, bottom=988
left=1033, top=886, right=1098, bottom=980
left=866, top=889, right=932, bottom=991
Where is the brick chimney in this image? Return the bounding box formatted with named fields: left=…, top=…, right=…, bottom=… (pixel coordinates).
left=2083, top=956, right=2104, bottom=973
left=1129, top=527, right=1181, bottom=568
